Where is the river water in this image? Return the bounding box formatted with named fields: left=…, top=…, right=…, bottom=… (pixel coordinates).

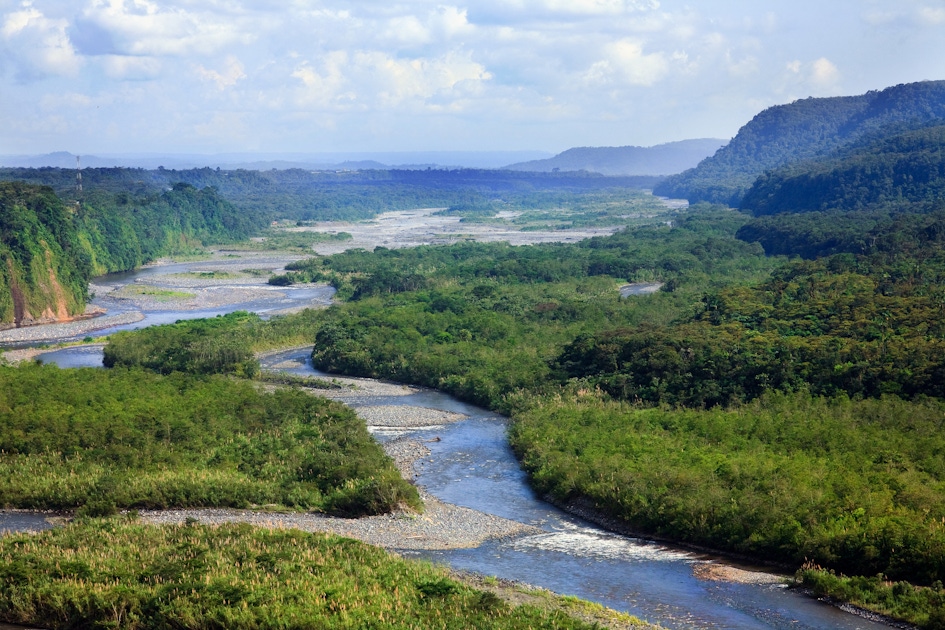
left=1, top=257, right=893, bottom=630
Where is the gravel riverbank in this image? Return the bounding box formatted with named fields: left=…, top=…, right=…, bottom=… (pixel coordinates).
left=139, top=499, right=538, bottom=552
left=0, top=312, right=144, bottom=345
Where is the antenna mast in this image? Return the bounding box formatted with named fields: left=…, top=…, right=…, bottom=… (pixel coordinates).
left=76, top=155, right=83, bottom=195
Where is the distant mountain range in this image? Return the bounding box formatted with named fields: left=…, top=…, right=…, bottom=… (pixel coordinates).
left=0, top=142, right=728, bottom=177
left=502, top=139, right=727, bottom=176
left=0, top=151, right=554, bottom=171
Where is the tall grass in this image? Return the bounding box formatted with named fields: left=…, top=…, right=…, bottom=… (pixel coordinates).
left=0, top=518, right=599, bottom=629
left=0, top=363, right=419, bottom=515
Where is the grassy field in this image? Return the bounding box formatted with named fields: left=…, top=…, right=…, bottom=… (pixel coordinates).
left=0, top=518, right=654, bottom=630
left=0, top=363, right=419, bottom=516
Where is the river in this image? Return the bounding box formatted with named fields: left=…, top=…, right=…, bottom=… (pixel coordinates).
left=0, top=253, right=894, bottom=630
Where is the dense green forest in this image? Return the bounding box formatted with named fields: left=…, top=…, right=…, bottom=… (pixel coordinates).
left=104, top=311, right=261, bottom=377
left=556, top=233, right=945, bottom=405
left=655, top=80, right=945, bottom=205
left=59, top=194, right=945, bottom=625
left=0, top=181, right=261, bottom=325
left=0, top=361, right=418, bottom=516
left=741, top=124, right=945, bottom=216
left=510, top=393, right=945, bottom=582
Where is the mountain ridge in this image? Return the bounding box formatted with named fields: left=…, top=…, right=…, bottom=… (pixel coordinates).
left=654, top=80, right=945, bottom=206
left=503, top=139, right=727, bottom=176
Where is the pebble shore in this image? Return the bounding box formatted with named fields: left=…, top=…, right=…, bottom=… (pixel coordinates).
left=0, top=311, right=143, bottom=345
left=139, top=498, right=538, bottom=551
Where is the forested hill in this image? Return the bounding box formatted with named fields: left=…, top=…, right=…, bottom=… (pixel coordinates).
left=654, top=80, right=945, bottom=206
left=502, top=139, right=726, bottom=176
left=0, top=182, right=260, bottom=327
left=739, top=123, right=945, bottom=216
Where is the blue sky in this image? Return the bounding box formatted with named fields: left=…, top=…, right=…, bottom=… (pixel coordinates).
left=1, top=0, right=943, bottom=155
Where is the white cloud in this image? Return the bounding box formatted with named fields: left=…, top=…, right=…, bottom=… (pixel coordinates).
left=861, top=3, right=945, bottom=27
left=781, top=56, right=841, bottom=95
left=1, top=1, right=81, bottom=80
left=917, top=6, right=945, bottom=25
left=77, top=0, right=250, bottom=57
left=362, top=50, right=492, bottom=106
left=101, top=53, right=161, bottom=79
left=727, top=54, right=759, bottom=78
left=811, top=57, right=840, bottom=87
left=429, top=5, right=475, bottom=38
left=585, top=39, right=668, bottom=87
left=383, top=15, right=431, bottom=45
left=1, top=0, right=941, bottom=154
left=291, top=49, right=492, bottom=111
left=539, top=0, right=660, bottom=14
left=291, top=52, right=352, bottom=109
left=195, top=55, right=245, bottom=90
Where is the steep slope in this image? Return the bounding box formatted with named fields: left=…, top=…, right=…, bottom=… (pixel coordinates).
left=0, top=182, right=90, bottom=327
left=654, top=81, right=945, bottom=206
left=0, top=181, right=263, bottom=327
left=504, top=139, right=726, bottom=176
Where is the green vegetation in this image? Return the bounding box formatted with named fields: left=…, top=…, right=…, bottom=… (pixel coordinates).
left=740, top=124, right=945, bottom=216
left=241, top=195, right=945, bottom=624
left=0, top=181, right=263, bottom=325
left=1, top=166, right=659, bottom=224
left=0, top=182, right=90, bottom=324
left=104, top=312, right=260, bottom=377
left=510, top=393, right=945, bottom=583
left=0, top=518, right=603, bottom=630
left=238, top=227, right=352, bottom=252
left=116, top=285, right=196, bottom=300
left=0, top=166, right=656, bottom=324
left=283, top=208, right=777, bottom=411
left=655, top=80, right=945, bottom=205
left=433, top=188, right=671, bottom=229
left=75, top=183, right=261, bottom=275
left=0, top=362, right=419, bottom=515
left=555, top=252, right=945, bottom=405
left=798, top=566, right=945, bottom=629
left=6, top=93, right=945, bottom=626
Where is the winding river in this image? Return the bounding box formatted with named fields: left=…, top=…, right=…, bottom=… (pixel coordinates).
left=3, top=256, right=893, bottom=630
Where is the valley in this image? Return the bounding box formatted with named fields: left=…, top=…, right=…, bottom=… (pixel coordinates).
left=3, top=80, right=945, bottom=629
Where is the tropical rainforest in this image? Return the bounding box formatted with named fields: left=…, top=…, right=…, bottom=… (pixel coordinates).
left=2, top=79, right=945, bottom=628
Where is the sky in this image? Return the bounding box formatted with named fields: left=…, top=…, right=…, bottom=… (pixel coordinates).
left=1, top=0, right=944, bottom=156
